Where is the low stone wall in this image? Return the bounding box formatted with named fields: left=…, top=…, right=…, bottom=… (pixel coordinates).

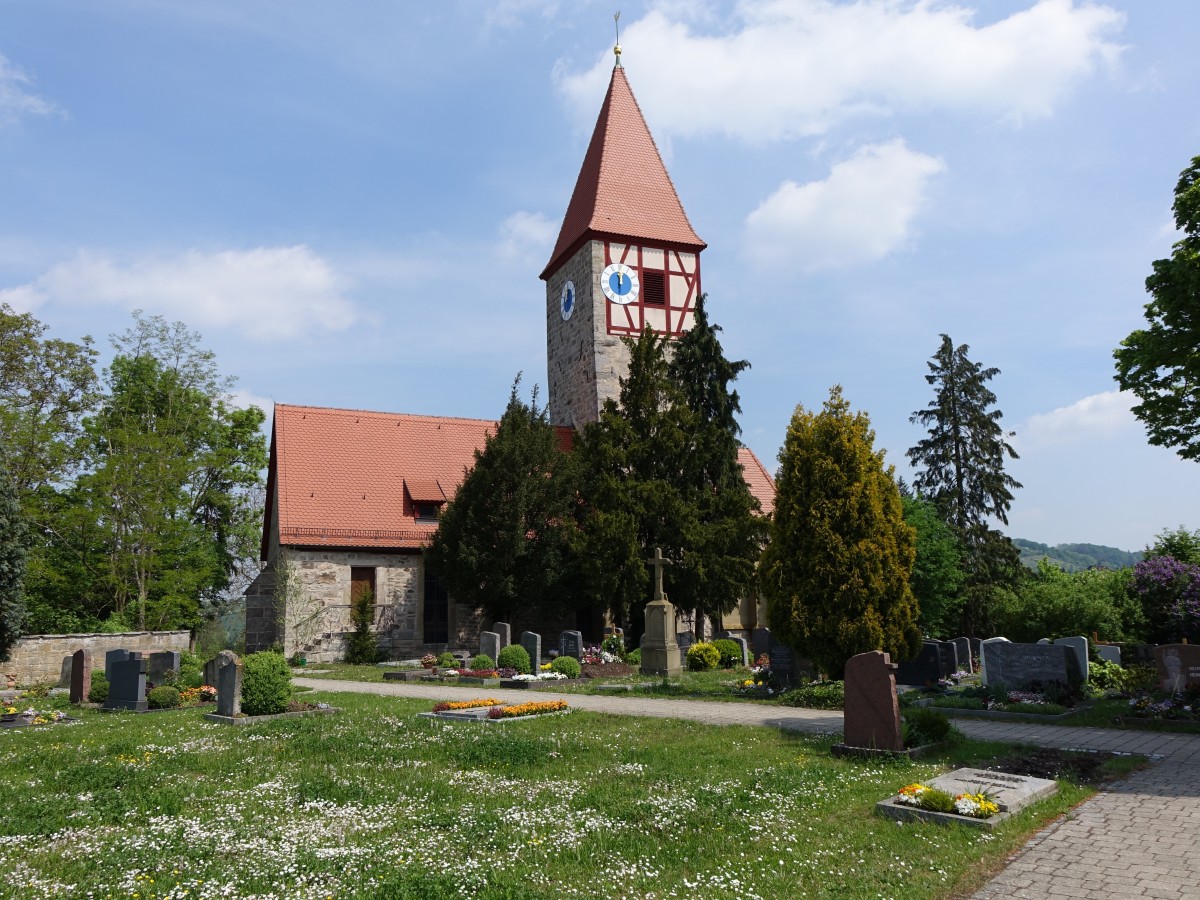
left=3, top=631, right=191, bottom=688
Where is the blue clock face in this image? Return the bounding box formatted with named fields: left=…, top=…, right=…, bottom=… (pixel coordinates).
left=601, top=263, right=639, bottom=305
left=559, top=280, right=576, bottom=321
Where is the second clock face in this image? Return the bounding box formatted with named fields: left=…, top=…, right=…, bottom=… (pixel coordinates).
left=560, top=280, right=576, bottom=321
left=601, top=263, right=639, bottom=305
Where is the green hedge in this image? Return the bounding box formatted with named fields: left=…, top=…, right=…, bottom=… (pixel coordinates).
left=241, top=652, right=292, bottom=716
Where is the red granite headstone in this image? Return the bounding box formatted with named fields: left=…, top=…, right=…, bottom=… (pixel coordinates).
left=69, top=648, right=92, bottom=705
left=843, top=650, right=903, bottom=751
left=1154, top=644, right=1200, bottom=692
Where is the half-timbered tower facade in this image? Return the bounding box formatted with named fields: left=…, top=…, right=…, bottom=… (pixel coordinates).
left=541, top=63, right=706, bottom=429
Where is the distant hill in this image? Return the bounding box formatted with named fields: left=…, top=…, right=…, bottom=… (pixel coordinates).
left=1013, top=539, right=1142, bottom=572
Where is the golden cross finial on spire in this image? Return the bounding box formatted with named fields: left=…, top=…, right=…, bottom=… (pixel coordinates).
left=613, top=11, right=622, bottom=67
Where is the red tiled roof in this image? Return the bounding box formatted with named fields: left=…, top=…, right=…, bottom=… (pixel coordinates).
left=738, top=447, right=776, bottom=517
left=265, top=403, right=774, bottom=555
left=541, top=66, right=705, bottom=279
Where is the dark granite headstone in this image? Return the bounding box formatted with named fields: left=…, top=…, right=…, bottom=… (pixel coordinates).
left=1054, top=636, right=1088, bottom=682
left=492, top=622, right=512, bottom=649
left=935, top=641, right=958, bottom=678
left=559, top=630, right=583, bottom=660
left=105, top=648, right=131, bottom=682
left=520, top=631, right=542, bottom=669
left=980, top=641, right=1073, bottom=690
left=214, top=650, right=242, bottom=717
left=950, top=637, right=973, bottom=673
left=842, top=651, right=903, bottom=751
left=676, top=631, right=695, bottom=668
left=768, top=642, right=796, bottom=684
left=58, top=655, right=74, bottom=688
left=69, top=649, right=92, bottom=705
left=1155, top=644, right=1200, bottom=693
left=751, top=627, right=771, bottom=660
left=893, top=641, right=941, bottom=686
left=148, top=650, right=180, bottom=685
left=103, top=653, right=148, bottom=711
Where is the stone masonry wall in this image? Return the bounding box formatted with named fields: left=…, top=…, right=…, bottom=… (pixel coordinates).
left=547, top=240, right=604, bottom=428
left=244, top=566, right=278, bottom=653
left=3, top=631, right=191, bottom=688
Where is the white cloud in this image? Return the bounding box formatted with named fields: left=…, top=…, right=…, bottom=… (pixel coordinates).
left=0, top=53, right=59, bottom=127
left=558, top=0, right=1124, bottom=141
left=226, top=388, right=274, bottom=413
left=1016, top=390, right=1138, bottom=450
left=743, top=139, right=944, bottom=270
left=0, top=284, right=46, bottom=313
left=6, top=246, right=356, bottom=341
left=495, top=211, right=558, bottom=268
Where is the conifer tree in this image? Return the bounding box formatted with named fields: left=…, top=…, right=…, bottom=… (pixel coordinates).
left=761, top=386, right=921, bottom=678
left=426, top=377, right=575, bottom=624
left=0, top=455, right=28, bottom=660
left=667, top=295, right=767, bottom=636
left=907, top=334, right=1022, bottom=636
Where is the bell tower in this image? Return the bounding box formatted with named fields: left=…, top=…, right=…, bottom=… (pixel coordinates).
left=540, top=50, right=706, bottom=429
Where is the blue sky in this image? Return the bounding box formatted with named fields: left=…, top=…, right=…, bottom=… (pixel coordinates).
left=1, top=0, right=1197, bottom=552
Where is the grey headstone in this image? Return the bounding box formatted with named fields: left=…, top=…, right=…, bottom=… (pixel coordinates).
left=559, top=630, right=583, bottom=660
left=58, top=655, right=74, bottom=688
left=720, top=632, right=750, bottom=667
left=103, top=653, right=148, bottom=711
left=69, top=649, right=92, bottom=705
left=492, top=622, right=511, bottom=649
left=214, top=651, right=242, bottom=717
left=1095, top=644, right=1121, bottom=665
left=479, top=631, right=501, bottom=663
left=1036, top=638, right=1051, bottom=645
left=978, top=637, right=1009, bottom=685
left=148, top=650, right=180, bottom=685
left=894, top=641, right=942, bottom=686
left=520, top=631, right=542, bottom=670
left=951, top=637, right=973, bottom=673
left=980, top=641, right=1072, bottom=690
left=1054, top=636, right=1089, bottom=682
left=105, top=648, right=132, bottom=682
left=203, top=654, right=221, bottom=688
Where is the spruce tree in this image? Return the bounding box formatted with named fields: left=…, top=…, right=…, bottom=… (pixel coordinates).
left=907, top=334, right=1022, bottom=636
left=761, top=386, right=921, bottom=678
left=667, top=295, right=767, bottom=636
left=426, top=377, right=575, bottom=624
left=0, top=455, right=28, bottom=660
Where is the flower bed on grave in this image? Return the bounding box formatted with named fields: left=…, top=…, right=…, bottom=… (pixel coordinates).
left=910, top=682, right=1086, bottom=721
left=421, top=697, right=570, bottom=722
left=877, top=768, right=1058, bottom=830
left=1, top=706, right=79, bottom=728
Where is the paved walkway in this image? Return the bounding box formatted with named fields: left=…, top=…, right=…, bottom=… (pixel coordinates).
left=296, top=678, right=1200, bottom=899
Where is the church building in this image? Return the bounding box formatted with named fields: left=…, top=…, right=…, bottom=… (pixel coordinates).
left=245, top=54, right=776, bottom=662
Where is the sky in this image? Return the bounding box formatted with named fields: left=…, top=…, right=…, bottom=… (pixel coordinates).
left=1, top=0, right=1197, bottom=552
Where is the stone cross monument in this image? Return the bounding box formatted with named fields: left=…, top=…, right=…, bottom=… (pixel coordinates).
left=639, top=547, right=681, bottom=677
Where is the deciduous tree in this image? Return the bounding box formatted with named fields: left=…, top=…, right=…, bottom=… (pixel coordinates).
left=902, top=496, right=965, bottom=638
left=761, top=386, right=921, bottom=678
left=0, top=456, right=28, bottom=659
left=1115, top=155, right=1200, bottom=461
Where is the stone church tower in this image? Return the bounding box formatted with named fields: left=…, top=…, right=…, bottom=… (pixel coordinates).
left=540, top=58, right=707, bottom=429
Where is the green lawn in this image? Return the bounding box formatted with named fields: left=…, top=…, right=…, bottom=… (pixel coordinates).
left=0, top=689, right=1125, bottom=900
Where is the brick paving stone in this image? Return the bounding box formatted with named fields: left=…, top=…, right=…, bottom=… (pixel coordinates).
left=295, top=677, right=1200, bottom=900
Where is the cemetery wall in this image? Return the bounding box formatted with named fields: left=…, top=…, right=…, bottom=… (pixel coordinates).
left=4, top=631, right=190, bottom=688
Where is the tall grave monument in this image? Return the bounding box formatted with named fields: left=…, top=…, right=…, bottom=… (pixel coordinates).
left=640, top=548, right=681, bottom=677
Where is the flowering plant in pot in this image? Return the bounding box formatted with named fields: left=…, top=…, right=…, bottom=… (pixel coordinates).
left=420, top=654, right=438, bottom=669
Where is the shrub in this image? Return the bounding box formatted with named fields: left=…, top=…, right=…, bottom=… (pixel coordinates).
left=178, top=651, right=204, bottom=689
left=686, top=641, right=720, bottom=671
left=87, top=671, right=109, bottom=704
left=780, top=680, right=844, bottom=709
left=601, top=635, right=625, bottom=660
left=1089, top=659, right=1128, bottom=691
left=916, top=786, right=956, bottom=813
left=147, top=685, right=181, bottom=710
left=712, top=639, right=742, bottom=668
left=550, top=655, right=581, bottom=678
left=626, top=648, right=641, bottom=666
left=241, top=651, right=293, bottom=716
left=902, top=707, right=953, bottom=747
left=344, top=588, right=381, bottom=665
left=498, top=644, right=531, bottom=674
left=438, top=652, right=458, bottom=668
left=471, top=654, right=496, bottom=670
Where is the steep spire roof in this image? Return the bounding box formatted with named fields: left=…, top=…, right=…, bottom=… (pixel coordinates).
left=541, top=66, right=705, bottom=279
